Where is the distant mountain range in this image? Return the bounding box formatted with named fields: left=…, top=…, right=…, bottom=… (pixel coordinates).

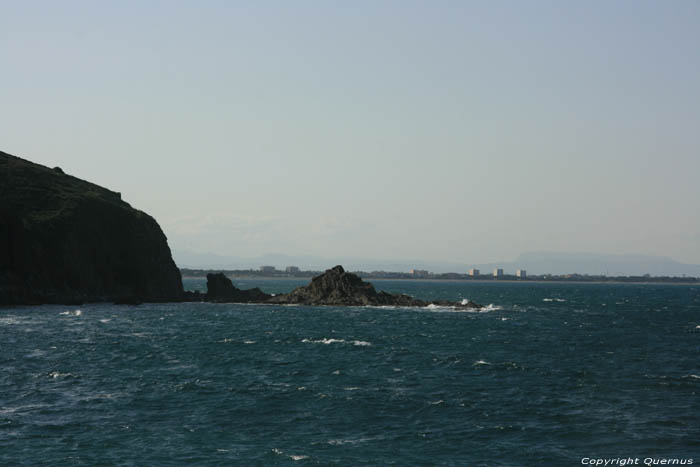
left=172, top=250, right=700, bottom=277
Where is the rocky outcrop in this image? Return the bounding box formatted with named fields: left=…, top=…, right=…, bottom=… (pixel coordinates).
left=268, top=265, right=483, bottom=309
left=0, top=150, right=183, bottom=305
left=205, top=273, right=270, bottom=303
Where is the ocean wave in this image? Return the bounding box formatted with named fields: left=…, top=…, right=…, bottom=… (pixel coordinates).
left=424, top=302, right=502, bottom=312
left=48, top=371, right=76, bottom=379
left=327, top=437, right=374, bottom=446
left=302, top=338, right=371, bottom=346
left=542, top=298, right=566, bottom=302
left=59, top=309, right=82, bottom=316
left=272, top=448, right=308, bottom=461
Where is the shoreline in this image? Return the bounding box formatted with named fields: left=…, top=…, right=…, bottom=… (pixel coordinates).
left=181, top=276, right=699, bottom=286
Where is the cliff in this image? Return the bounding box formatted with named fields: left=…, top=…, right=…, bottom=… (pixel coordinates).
left=0, top=150, right=183, bottom=305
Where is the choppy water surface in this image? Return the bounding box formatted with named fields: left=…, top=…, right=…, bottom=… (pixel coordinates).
left=1, top=281, right=699, bottom=465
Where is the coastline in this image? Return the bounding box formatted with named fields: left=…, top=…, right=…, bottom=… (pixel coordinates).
left=182, top=275, right=699, bottom=286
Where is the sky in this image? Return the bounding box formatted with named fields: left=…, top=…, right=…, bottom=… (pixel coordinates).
left=2, top=1, right=700, bottom=267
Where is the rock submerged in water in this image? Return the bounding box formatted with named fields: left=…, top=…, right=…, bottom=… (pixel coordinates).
left=0, top=150, right=183, bottom=305
left=199, top=265, right=483, bottom=309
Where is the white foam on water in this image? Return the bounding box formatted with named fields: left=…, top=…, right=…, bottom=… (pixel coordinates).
left=62, top=309, right=82, bottom=316
left=328, top=437, right=373, bottom=446
left=0, top=316, right=23, bottom=325
left=99, top=319, right=111, bottom=323
left=0, top=404, right=49, bottom=415
left=48, top=371, right=75, bottom=379
left=302, top=338, right=345, bottom=344
left=473, top=360, right=491, bottom=366
left=302, top=338, right=371, bottom=346
left=272, top=448, right=308, bottom=461
left=429, top=400, right=444, bottom=405
left=332, top=370, right=340, bottom=375
left=543, top=298, right=566, bottom=302
left=424, top=303, right=502, bottom=313
left=687, top=374, right=700, bottom=379
left=343, top=387, right=361, bottom=391
left=59, top=309, right=82, bottom=316
left=243, top=340, right=256, bottom=344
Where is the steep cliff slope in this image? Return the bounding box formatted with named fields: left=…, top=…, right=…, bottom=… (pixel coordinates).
left=0, top=150, right=183, bottom=305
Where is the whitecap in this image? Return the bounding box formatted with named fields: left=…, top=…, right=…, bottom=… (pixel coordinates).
left=59, top=310, right=82, bottom=316
left=424, top=303, right=502, bottom=313
left=473, top=360, right=491, bottom=366
left=302, top=338, right=371, bottom=346
left=290, top=455, right=308, bottom=461
left=429, top=400, right=444, bottom=405
left=243, top=340, right=256, bottom=344
left=303, top=338, right=343, bottom=344
left=48, top=371, right=75, bottom=379
left=0, top=316, right=24, bottom=325
left=328, top=437, right=373, bottom=446
left=543, top=298, right=566, bottom=302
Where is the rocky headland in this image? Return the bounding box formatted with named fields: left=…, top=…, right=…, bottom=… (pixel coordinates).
left=0, top=150, right=183, bottom=305
left=1, top=150, right=482, bottom=309
left=200, top=265, right=483, bottom=309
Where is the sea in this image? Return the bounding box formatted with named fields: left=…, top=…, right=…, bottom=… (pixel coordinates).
left=1, top=279, right=698, bottom=466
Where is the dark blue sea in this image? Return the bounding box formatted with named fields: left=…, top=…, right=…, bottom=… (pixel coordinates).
left=2, top=279, right=699, bottom=465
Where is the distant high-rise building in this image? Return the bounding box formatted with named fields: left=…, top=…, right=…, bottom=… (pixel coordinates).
left=410, top=269, right=430, bottom=278
left=469, top=268, right=480, bottom=276
left=285, top=266, right=300, bottom=273
left=260, top=265, right=276, bottom=273
left=516, top=269, right=527, bottom=278
left=493, top=268, right=504, bottom=278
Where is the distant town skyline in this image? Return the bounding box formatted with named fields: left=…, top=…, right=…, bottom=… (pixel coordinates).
left=172, top=249, right=700, bottom=277
left=3, top=1, right=699, bottom=265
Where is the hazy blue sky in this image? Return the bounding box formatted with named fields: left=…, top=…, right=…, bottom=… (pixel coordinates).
left=3, top=1, right=700, bottom=266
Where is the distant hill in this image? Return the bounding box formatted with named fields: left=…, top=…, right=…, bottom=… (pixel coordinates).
left=487, top=252, right=700, bottom=277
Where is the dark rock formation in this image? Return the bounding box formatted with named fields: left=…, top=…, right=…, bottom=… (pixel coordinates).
left=205, top=273, right=271, bottom=303
left=268, top=265, right=483, bottom=309
left=0, top=150, right=183, bottom=305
